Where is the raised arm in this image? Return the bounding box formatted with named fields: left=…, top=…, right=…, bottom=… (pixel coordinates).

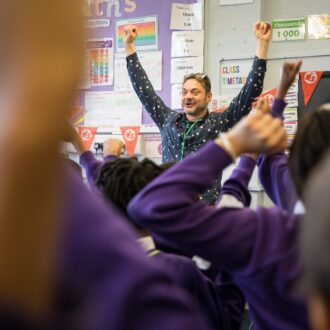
left=219, top=21, right=271, bottom=130
left=78, top=136, right=124, bottom=187
left=128, top=110, right=289, bottom=273
left=217, top=155, right=256, bottom=209
left=124, top=25, right=175, bottom=128
left=257, top=61, right=302, bottom=211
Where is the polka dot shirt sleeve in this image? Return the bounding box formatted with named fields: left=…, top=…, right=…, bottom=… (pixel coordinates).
left=218, top=56, right=267, bottom=131
left=126, top=53, right=175, bottom=128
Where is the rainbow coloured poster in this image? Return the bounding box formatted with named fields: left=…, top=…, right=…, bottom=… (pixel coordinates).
left=86, top=38, right=114, bottom=86
left=116, top=16, right=158, bottom=52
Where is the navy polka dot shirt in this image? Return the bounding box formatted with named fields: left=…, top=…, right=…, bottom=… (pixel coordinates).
left=127, top=53, right=266, bottom=203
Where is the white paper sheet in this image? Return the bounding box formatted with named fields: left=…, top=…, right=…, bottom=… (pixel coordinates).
left=283, top=108, right=298, bottom=122
left=77, top=53, right=92, bottom=89
left=285, top=92, right=298, bottom=108
left=211, top=95, right=235, bottom=112
left=171, top=84, right=183, bottom=110
left=144, top=134, right=162, bottom=158
left=308, top=14, right=330, bottom=39
left=86, top=38, right=114, bottom=86
left=84, top=91, right=142, bottom=127
left=170, top=3, right=203, bottom=30
left=171, top=57, right=204, bottom=84
left=284, top=121, right=298, bottom=135
left=114, top=51, right=162, bottom=92
left=219, top=0, right=253, bottom=5
left=171, top=31, right=204, bottom=57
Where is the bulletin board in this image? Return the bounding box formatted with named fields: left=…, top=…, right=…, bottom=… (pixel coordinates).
left=78, top=0, right=202, bottom=132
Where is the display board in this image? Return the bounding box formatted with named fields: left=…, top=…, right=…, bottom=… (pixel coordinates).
left=79, top=0, right=201, bottom=130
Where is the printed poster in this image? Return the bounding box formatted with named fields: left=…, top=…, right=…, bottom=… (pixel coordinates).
left=144, top=134, right=162, bottom=158
left=283, top=108, right=298, bottom=122
left=84, top=91, right=142, bottom=127
left=86, top=38, right=114, bottom=86
left=211, top=95, right=235, bottom=113
left=116, top=16, right=158, bottom=52
left=308, top=14, right=330, bottom=39
left=114, top=51, right=162, bottom=92
left=272, top=18, right=306, bottom=42
left=220, top=63, right=251, bottom=89
left=171, top=57, right=204, bottom=84
left=219, top=0, right=253, bottom=5
left=284, top=121, right=298, bottom=136
left=171, top=84, right=183, bottom=109
left=77, top=53, right=92, bottom=89
left=85, top=19, right=110, bottom=29
left=171, top=31, right=204, bottom=58
left=285, top=92, right=298, bottom=108
left=170, top=3, right=203, bottom=31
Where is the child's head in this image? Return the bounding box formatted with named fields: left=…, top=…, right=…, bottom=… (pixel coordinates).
left=301, top=154, right=330, bottom=330
left=96, top=158, right=174, bottom=215
left=289, top=104, right=330, bottom=199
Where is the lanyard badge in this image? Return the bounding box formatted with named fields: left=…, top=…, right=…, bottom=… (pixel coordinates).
left=180, top=119, right=202, bottom=160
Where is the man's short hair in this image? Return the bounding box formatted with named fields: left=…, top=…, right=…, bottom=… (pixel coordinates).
left=182, top=73, right=211, bottom=94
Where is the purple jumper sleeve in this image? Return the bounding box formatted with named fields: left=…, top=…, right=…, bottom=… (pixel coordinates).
left=59, top=168, right=213, bottom=330
left=79, top=151, right=117, bottom=187
left=128, top=141, right=298, bottom=274
left=257, top=98, right=298, bottom=211
left=128, top=142, right=308, bottom=330
left=219, top=156, right=256, bottom=207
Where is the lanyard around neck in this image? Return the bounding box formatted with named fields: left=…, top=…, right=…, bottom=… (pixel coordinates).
left=180, top=119, right=202, bottom=160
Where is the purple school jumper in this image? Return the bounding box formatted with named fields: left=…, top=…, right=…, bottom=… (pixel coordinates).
left=128, top=142, right=310, bottom=330
left=79, top=152, right=245, bottom=330
left=0, top=167, right=213, bottom=330
left=57, top=167, right=214, bottom=330
left=257, top=98, right=298, bottom=211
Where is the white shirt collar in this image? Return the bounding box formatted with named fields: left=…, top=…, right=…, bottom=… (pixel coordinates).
left=293, top=200, right=306, bottom=215
left=137, top=236, right=155, bottom=251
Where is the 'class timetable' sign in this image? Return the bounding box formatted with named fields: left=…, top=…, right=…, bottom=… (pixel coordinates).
left=272, top=18, right=306, bottom=42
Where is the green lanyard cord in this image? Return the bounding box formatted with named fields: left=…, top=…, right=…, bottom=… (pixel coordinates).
left=180, top=119, right=202, bottom=160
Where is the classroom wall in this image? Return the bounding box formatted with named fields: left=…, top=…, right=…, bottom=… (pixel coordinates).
left=205, top=0, right=330, bottom=93
left=70, top=0, right=329, bottom=204
left=205, top=0, right=330, bottom=206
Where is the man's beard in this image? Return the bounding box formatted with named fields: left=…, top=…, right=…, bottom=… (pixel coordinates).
left=183, top=103, right=207, bottom=117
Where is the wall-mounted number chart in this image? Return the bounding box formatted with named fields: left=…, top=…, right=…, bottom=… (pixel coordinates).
left=272, top=18, right=306, bottom=42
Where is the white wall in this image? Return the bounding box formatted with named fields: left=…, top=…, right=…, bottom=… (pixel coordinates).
left=205, top=0, right=330, bottom=207
left=205, top=0, right=330, bottom=93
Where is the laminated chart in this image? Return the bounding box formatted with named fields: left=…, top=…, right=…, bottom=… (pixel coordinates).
left=86, top=38, right=114, bottom=86
left=116, top=16, right=158, bottom=52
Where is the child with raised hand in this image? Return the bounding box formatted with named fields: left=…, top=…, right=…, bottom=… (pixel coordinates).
left=257, top=61, right=302, bottom=212
left=0, top=1, right=216, bottom=329
left=67, top=126, right=245, bottom=330
left=128, top=71, right=319, bottom=329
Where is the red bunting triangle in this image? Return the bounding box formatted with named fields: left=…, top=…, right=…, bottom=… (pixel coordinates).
left=77, top=126, right=98, bottom=150
left=260, top=88, right=277, bottom=106
left=120, top=126, right=140, bottom=157
left=300, top=71, right=324, bottom=106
